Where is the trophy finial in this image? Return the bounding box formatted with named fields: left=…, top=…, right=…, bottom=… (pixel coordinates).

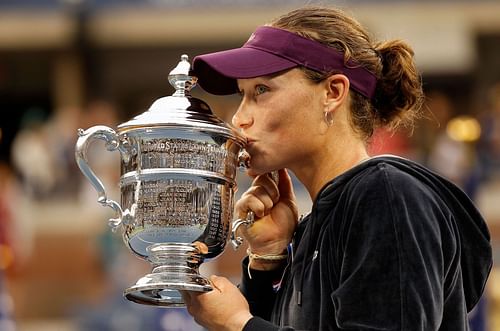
left=168, top=54, right=198, bottom=96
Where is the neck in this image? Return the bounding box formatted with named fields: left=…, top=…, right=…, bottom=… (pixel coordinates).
left=291, top=135, right=369, bottom=202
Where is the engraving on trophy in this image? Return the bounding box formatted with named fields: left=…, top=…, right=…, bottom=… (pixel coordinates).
left=124, top=178, right=233, bottom=258
left=140, top=138, right=231, bottom=173
left=199, top=184, right=233, bottom=258
left=139, top=181, right=210, bottom=225
left=207, top=190, right=222, bottom=240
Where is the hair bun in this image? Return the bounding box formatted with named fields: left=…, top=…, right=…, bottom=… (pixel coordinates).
left=373, top=40, right=424, bottom=128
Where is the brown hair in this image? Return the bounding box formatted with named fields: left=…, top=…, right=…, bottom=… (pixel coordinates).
left=270, top=6, right=424, bottom=141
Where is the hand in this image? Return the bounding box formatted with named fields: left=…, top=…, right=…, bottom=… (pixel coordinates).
left=182, top=275, right=253, bottom=331
left=235, top=169, right=299, bottom=255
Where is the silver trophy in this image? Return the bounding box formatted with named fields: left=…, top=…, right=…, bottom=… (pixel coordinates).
left=75, top=55, right=252, bottom=307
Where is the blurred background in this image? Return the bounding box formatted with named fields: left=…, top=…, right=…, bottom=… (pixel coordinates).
left=0, top=0, right=499, bottom=330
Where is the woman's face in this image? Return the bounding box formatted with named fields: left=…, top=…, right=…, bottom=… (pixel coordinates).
left=233, top=68, right=326, bottom=176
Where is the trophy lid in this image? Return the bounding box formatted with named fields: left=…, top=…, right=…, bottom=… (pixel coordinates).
left=117, top=55, right=245, bottom=145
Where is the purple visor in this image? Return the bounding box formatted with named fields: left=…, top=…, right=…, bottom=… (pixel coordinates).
left=192, top=26, right=377, bottom=99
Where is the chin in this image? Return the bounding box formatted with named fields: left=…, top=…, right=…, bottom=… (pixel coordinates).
left=245, top=154, right=279, bottom=176
left=246, top=164, right=276, bottom=178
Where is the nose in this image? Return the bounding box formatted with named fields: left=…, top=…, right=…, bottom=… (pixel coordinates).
left=232, top=101, right=253, bottom=129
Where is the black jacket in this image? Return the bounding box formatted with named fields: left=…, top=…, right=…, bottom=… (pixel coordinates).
left=240, top=156, right=492, bottom=331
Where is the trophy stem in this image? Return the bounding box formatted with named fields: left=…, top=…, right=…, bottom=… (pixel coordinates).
left=123, top=243, right=212, bottom=307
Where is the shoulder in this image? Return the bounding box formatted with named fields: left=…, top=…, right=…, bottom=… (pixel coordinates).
left=343, top=157, right=432, bottom=198
left=317, top=155, right=450, bottom=227
left=327, top=157, right=448, bottom=225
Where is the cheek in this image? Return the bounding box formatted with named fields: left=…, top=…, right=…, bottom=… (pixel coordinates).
left=257, top=102, right=289, bottom=133
left=280, top=93, right=318, bottom=130
left=267, top=112, right=310, bottom=148
left=261, top=114, right=283, bottom=132
left=261, top=88, right=320, bottom=138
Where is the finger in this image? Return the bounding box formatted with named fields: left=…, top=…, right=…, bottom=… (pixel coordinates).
left=209, top=275, right=224, bottom=292
left=252, top=174, right=280, bottom=204
left=210, top=275, right=233, bottom=293
left=245, top=186, right=275, bottom=214
left=235, top=194, right=263, bottom=218
left=277, top=169, right=296, bottom=204
left=235, top=192, right=271, bottom=219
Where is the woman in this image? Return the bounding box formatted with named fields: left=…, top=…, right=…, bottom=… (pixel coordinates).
left=183, top=6, right=492, bottom=331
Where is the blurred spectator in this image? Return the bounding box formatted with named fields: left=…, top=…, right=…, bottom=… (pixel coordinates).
left=368, top=126, right=416, bottom=159
left=0, top=275, right=15, bottom=331
left=0, top=159, right=29, bottom=269
left=477, top=82, right=500, bottom=181
left=11, top=99, right=122, bottom=203
left=473, top=82, right=500, bottom=331
left=0, top=162, right=15, bottom=271
left=0, top=161, right=18, bottom=331
left=81, top=99, right=121, bottom=129
left=424, top=91, right=476, bottom=188
left=11, top=105, right=83, bottom=200
left=44, top=105, right=84, bottom=198
left=10, top=108, right=55, bottom=200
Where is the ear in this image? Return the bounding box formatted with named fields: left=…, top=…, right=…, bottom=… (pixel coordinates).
left=323, top=74, right=350, bottom=112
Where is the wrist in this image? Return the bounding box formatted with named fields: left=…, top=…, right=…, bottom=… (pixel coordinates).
left=224, top=311, right=253, bottom=331
left=246, top=247, right=288, bottom=271
left=248, top=242, right=289, bottom=256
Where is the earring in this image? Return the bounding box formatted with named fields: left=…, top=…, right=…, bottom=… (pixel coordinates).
left=324, top=111, right=334, bottom=127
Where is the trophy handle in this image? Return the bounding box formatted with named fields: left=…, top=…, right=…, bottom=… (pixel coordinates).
left=230, top=171, right=279, bottom=250
left=75, top=125, right=128, bottom=231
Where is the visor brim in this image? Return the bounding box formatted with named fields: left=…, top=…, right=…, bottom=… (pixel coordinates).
left=192, top=47, right=298, bottom=95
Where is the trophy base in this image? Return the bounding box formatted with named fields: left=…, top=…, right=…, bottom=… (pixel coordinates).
left=123, top=271, right=212, bottom=307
